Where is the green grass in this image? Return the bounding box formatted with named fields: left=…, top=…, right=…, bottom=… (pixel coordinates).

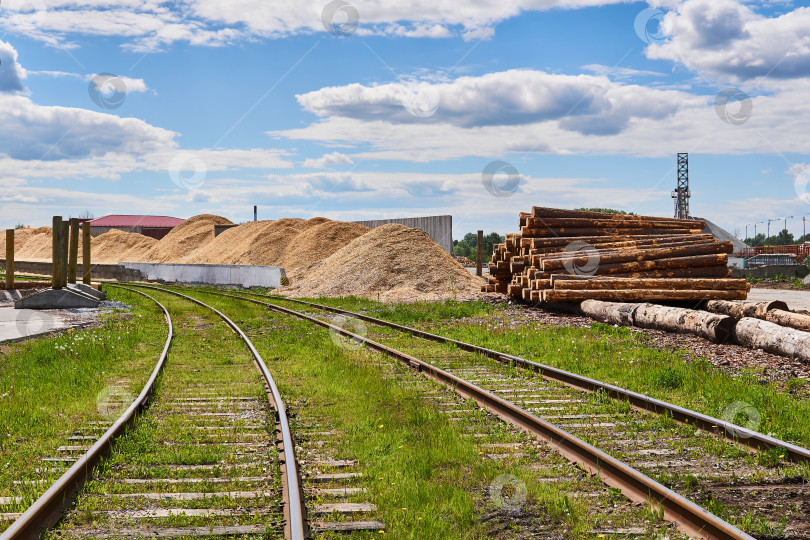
left=0, top=287, right=167, bottom=520
left=255, top=295, right=810, bottom=452
left=179, top=288, right=684, bottom=539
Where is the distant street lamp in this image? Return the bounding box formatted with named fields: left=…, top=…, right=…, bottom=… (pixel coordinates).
left=754, top=221, right=764, bottom=237
left=804, top=214, right=810, bottom=240
left=767, top=218, right=779, bottom=240
left=785, top=216, right=794, bottom=240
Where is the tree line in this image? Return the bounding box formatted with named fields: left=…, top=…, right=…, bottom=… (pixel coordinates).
left=744, top=230, right=810, bottom=247
left=453, top=232, right=504, bottom=259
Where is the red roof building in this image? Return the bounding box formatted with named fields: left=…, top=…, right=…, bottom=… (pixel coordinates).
left=89, top=215, right=185, bottom=240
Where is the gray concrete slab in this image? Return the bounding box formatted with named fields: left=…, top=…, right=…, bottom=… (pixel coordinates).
left=0, top=307, right=64, bottom=343
left=748, top=288, right=810, bottom=312
left=69, top=283, right=107, bottom=300
left=15, top=288, right=100, bottom=309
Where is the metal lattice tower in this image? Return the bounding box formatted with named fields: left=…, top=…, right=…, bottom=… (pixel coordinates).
left=672, top=152, right=690, bottom=219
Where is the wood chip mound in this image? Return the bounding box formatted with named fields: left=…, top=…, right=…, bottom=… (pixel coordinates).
left=278, top=223, right=486, bottom=302
left=183, top=217, right=369, bottom=268
left=147, top=214, right=233, bottom=263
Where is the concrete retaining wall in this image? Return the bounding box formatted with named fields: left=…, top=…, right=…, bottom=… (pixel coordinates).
left=1, top=259, right=286, bottom=288
left=353, top=215, right=452, bottom=253
left=120, top=262, right=286, bottom=288
left=0, top=259, right=139, bottom=281
left=731, top=264, right=810, bottom=279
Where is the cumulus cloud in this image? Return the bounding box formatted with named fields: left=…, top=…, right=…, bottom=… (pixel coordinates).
left=295, top=69, right=700, bottom=135
left=0, top=0, right=629, bottom=49
left=0, top=40, right=27, bottom=93
left=0, top=94, right=176, bottom=160
left=302, top=151, right=355, bottom=168
left=648, top=0, right=810, bottom=82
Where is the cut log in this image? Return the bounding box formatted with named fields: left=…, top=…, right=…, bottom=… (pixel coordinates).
left=541, top=242, right=733, bottom=271
left=529, top=206, right=705, bottom=229
left=542, top=289, right=747, bottom=302
left=733, top=317, right=810, bottom=362
left=633, top=303, right=737, bottom=343
left=704, top=299, right=789, bottom=320
left=546, top=253, right=729, bottom=276
left=525, top=234, right=713, bottom=249
left=578, top=300, right=736, bottom=343
left=765, top=309, right=810, bottom=332
left=579, top=299, right=641, bottom=326
left=525, top=217, right=709, bottom=230
left=521, top=226, right=701, bottom=237
left=537, top=239, right=719, bottom=261
left=553, top=278, right=749, bottom=291
left=548, top=265, right=731, bottom=283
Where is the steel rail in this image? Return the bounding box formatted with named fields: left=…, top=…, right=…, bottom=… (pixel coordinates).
left=180, top=287, right=753, bottom=540
left=1, top=285, right=173, bottom=540
left=240, top=291, right=810, bottom=465
left=121, top=284, right=308, bottom=540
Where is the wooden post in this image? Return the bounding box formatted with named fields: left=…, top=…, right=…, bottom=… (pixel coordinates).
left=5, top=229, right=14, bottom=290
left=52, top=216, right=63, bottom=289
left=476, top=230, right=483, bottom=277
left=82, top=222, right=91, bottom=285
left=60, top=220, right=69, bottom=288
left=68, top=218, right=79, bottom=284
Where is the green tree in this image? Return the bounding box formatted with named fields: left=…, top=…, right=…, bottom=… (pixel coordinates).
left=453, top=231, right=505, bottom=258
left=745, top=234, right=765, bottom=247
left=574, top=208, right=636, bottom=215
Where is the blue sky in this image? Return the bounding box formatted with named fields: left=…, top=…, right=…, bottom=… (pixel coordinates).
left=2, top=0, right=810, bottom=240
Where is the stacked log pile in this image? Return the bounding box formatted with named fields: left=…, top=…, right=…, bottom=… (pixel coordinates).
left=483, top=206, right=749, bottom=303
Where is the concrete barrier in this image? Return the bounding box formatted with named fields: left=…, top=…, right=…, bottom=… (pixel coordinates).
left=1, top=259, right=287, bottom=288
left=731, top=264, right=809, bottom=280
left=120, top=262, right=287, bottom=288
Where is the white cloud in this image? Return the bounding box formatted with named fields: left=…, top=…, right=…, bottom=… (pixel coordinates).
left=0, top=93, right=176, bottom=160
left=648, top=0, right=810, bottom=82
left=0, top=40, right=27, bottom=93
left=296, top=69, right=698, bottom=134
left=89, top=74, right=150, bottom=94
left=0, top=0, right=630, bottom=49
left=302, top=151, right=355, bottom=168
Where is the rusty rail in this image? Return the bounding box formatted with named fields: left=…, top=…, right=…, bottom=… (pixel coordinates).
left=247, top=292, right=810, bottom=465
left=180, top=287, right=753, bottom=540
left=121, top=284, right=308, bottom=540
left=1, top=285, right=173, bottom=540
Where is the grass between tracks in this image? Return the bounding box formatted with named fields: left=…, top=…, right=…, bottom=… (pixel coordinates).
left=0, top=287, right=166, bottom=521
left=185, top=289, right=634, bottom=539
left=251, top=294, right=810, bottom=459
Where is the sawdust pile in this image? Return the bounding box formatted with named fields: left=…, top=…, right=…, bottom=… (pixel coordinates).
left=92, top=229, right=157, bottom=263
left=278, top=224, right=485, bottom=302
left=184, top=218, right=370, bottom=269
left=147, top=214, right=233, bottom=263
left=0, top=227, right=158, bottom=263
left=3, top=215, right=483, bottom=303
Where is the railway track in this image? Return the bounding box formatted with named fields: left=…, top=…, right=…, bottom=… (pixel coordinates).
left=1, top=285, right=317, bottom=539
left=174, top=287, right=809, bottom=540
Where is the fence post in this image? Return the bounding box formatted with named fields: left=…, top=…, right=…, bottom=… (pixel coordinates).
left=82, top=222, right=91, bottom=285
left=52, top=216, right=63, bottom=289
left=5, top=229, right=13, bottom=290
left=68, top=218, right=79, bottom=284
left=476, top=230, right=483, bottom=277
left=60, top=220, right=69, bottom=288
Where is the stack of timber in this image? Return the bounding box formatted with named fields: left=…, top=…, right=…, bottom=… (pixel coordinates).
left=482, top=206, right=749, bottom=303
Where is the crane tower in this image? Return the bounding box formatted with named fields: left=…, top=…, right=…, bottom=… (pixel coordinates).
left=672, top=152, right=690, bottom=219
